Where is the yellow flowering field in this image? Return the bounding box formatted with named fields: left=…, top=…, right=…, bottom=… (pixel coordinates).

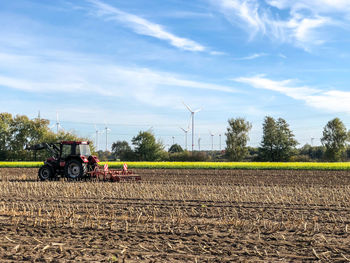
left=2, top=161, right=350, bottom=170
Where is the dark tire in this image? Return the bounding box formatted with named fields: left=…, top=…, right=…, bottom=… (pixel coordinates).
left=64, top=159, right=84, bottom=180
left=38, top=165, right=54, bottom=181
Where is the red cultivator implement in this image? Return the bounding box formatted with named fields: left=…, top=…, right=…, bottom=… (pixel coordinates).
left=89, top=163, right=141, bottom=182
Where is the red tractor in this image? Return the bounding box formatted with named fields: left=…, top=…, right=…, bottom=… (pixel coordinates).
left=28, top=141, right=140, bottom=182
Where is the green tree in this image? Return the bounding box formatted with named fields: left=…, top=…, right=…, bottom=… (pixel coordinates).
left=111, top=140, right=134, bottom=160
left=131, top=131, right=164, bottom=161
left=321, top=118, right=349, bottom=161
left=0, top=113, right=13, bottom=160
left=259, top=116, right=298, bottom=161
left=225, top=118, right=252, bottom=161
left=168, top=144, right=183, bottom=153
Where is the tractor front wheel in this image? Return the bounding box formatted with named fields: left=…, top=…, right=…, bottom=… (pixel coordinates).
left=65, top=159, right=84, bottom=180
left=38, top=165, right=54, bottom=181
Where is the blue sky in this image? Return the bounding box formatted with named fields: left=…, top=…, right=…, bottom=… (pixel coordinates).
left=1, top=0, right=350, bottom=150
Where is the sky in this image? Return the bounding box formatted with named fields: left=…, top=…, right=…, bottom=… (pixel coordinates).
left=1, top=0, right=350, bottom=151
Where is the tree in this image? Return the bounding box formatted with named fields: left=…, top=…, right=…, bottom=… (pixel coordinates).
left=321, top=118, right=349, bottom=161
left=259, top=116, right=276, bottom=161
left=131, top=131, right=164, bottom=161
left=225, top=118, right=252, bottom=161
left=111, top=141, right=134, bottom=160
left=0, top=113, right=12, bottom=160
left=259, top=116, right=298, bottom=161
left=168, top=144, right=183, bottom=153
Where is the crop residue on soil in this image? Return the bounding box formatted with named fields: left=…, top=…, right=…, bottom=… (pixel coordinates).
left=0, top=168, right=350, bottom=262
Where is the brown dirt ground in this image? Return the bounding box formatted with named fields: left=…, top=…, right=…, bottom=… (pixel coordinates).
left=1, top=168, right=350, bottom=262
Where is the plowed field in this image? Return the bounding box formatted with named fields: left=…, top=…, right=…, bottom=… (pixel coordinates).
left=1, top=168, right=350, bottom=262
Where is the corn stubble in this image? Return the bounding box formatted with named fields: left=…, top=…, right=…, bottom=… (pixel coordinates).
left=0, top=168, right=350, bottom=262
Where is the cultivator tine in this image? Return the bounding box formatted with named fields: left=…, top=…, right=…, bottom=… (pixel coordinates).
left=88, top=165, right=140, bottom=182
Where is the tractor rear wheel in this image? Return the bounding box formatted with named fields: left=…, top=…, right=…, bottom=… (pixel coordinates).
left=65, top=159, right=84, bottom=180
left=38, top=165, right=54, bottom=181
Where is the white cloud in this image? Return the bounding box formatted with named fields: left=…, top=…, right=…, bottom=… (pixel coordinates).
left=236, top=53, right=267, bottom=60
left=87, top=0, right=206, bottom=52
left=266, top=0, right=350, bottom=14
left=234, top=75, right=350, bottom=113
left=211, top=0, right=339, bottom=49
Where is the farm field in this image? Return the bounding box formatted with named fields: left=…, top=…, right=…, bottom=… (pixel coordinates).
left=1, top=168, right=350, bottom=262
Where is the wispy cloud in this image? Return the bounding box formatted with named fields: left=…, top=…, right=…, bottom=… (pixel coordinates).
left=265, top=0, right=350, bottom=14
left=235, top=53, right=267, bottom=60
left=0, top=51, right=238, bottom=109
left=210, top=0, right=338, bottom=50
left=87, top=0, right=206, bottom=52
left=234, top=75, right=350, bottom=113
left=278, top=53, right=287, bottom=59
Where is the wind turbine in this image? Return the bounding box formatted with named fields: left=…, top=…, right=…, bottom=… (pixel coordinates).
left=94, top=125, right=104, bottom=151
left=104, top=123, right=111, bottom=151
left=172, top=136, right=175, bottom=145
left=183, top=102, right=201, bottom=152
left=179, top=118, right=190, bottom=150
left=50, top=111, right=64, bottom=133
left=209, top=130, right=214, bottom=151
left=219, top=134, right=222, bottom=151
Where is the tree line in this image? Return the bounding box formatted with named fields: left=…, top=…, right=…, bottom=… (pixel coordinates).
left=1, top=112, right=349, bottom=162
left=225, top=116, right=350, bottom=162
left=0, top=113, right=90, bottom=161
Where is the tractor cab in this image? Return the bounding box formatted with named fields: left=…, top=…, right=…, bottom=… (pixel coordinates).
left=59, top=141, right=92, bottom=162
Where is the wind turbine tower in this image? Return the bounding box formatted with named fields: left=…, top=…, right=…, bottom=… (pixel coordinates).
left=180, top=121, right=190, bottom=150
left=54, top=112, right=64, bottom=134
left=183, top=102, right=201, bottom=152
left=198, top=134, right=201, bottom=151
left=94, top=125, right=104, bottom=151
left=104, top=124, right=111, bottom=151
left=209, top=131, right=214, bottom=151
left=56, top=112, right=60, bottom=134
left=219, top=134, right=222, bottom=151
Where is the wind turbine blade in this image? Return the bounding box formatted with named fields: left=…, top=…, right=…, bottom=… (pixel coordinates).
left=194, top=108, right=202, bottom=113
left=180, top=127, right=186, bottom=132
left=182, top=101, right=193, bottom=113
